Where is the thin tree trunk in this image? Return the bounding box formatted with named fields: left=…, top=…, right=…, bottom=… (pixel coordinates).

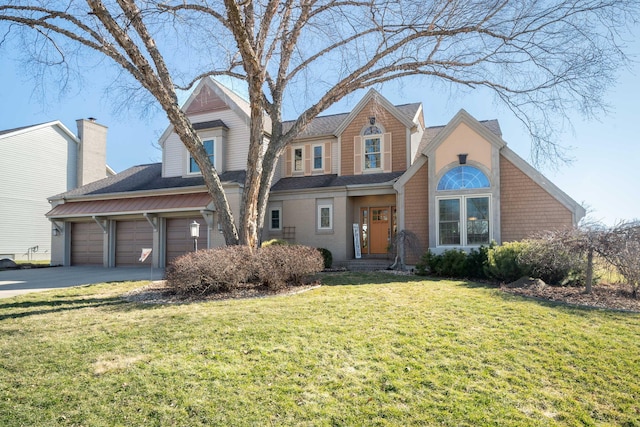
left=585, top=247, right=593, bottom=294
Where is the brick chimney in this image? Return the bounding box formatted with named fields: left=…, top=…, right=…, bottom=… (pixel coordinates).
left=76, top=118, right=108, bottom=187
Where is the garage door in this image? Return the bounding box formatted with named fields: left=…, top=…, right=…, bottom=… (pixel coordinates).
left=115, top=220, right=153, bottom=266
left=166, top=218, right=206, bottom=263
left=71, top=222, right=104, bottom=265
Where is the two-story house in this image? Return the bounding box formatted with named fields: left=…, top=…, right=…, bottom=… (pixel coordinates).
left=46, top=77, right=584, bottom=267
left=0, top=119, right=113, bottom=261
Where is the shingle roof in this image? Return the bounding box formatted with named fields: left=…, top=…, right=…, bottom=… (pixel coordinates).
left=271, top=172, right=404, bottom=192
left=50, top=163, right=246, bottom=199
left=193, top=120, right=228, bottom=130
left=282, top=103, right=422, bottom=138
left=0, top=122, right=49, bottom=137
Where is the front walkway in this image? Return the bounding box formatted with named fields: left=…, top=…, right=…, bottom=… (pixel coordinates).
left=0, top=266, right=164, bottom=299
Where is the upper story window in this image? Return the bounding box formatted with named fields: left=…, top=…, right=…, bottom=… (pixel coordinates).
left=437, top=165, right=490, bottom=191
left=189, top=139, right=215, bottom=173
left=294, top=148, right=303, bottom=172
left=363, top=125, right=382, bottom=170
left=313, top=145, right=323, bottom=170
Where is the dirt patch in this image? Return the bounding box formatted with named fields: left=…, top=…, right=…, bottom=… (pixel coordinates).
left=501, top=278, right=640, bottom=312
left=123, top=281, right=320, bottom=304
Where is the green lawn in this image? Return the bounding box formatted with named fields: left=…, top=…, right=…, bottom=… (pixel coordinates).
left=0, top=272, right=638, bottom=426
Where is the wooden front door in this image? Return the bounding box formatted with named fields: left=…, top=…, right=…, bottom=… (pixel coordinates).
left=369, top=208, right=390, bottom=254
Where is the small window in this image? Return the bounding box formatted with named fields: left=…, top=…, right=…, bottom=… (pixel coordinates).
left=294, top=148, right=303, bottom=172
left=269, top=208, right=282, bottom=230
left=362, top=125, right=382, bottom=171
left=190, top=139, right=215, bottom=173
left=313, top=145, right=323, bottom=170
left=318, top=204, right=333, bottom=230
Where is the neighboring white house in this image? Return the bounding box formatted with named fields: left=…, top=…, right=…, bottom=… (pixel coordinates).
left=0, top=119, right=113, bottom=261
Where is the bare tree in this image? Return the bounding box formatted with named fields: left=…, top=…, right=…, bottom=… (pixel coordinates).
left=598, top=220, right=640, bottom=298
left=1, top=0, right=637, bottom=249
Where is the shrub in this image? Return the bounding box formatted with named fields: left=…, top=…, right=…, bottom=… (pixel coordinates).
left=519, top=238, right=586, bottom=286
left=255, top=245, right=324, bottom=290
left=165, top=246, right=253, bottom=294
left=261, top=239, right=289, bottom=247
left=317, top=248, right=333, bottom=269
left=416, top=246, right=489, bottom=279
left=486, top=241, right=532, bottom=283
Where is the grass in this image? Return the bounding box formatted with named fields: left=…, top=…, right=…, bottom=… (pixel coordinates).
left=0, top=272, right=639, bottom=426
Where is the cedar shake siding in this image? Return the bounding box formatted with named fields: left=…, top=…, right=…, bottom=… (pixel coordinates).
left=340, top=99, right=408, bottom=176
left=500, top=155, right=574, bottom=242
left=403, top=160, right=429, bottom=264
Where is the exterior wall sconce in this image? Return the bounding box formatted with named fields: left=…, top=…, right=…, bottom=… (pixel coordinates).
left=458, top=153, right=468, bottom=165
left=369, top=116, right=376, bottom=125
left=190, top=220, right=200, bottom=251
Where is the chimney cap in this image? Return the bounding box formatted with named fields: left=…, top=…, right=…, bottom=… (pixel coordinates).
left=88, top=117, right=97, bottom=122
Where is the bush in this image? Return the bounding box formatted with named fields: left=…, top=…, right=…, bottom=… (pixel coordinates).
left=519, top=238, right=586, bottom=286
left=317, top=248, right=333, bottom=269
left=255, top=245, right=324, bottom=290
left=486, top=241, right=532, bottom=283
left=261, top=239, right=289, bottom=247
left=415, top=246, right=489, bottom=279
left=165, top=246, right=254, bottom=294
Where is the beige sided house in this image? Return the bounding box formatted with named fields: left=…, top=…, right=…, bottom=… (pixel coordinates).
left=46, top=78, right=584, bottom=267
left=0, top=119, right=113, bottom=261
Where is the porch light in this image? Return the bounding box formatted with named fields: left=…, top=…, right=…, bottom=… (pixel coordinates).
left=458, top=153, right=468, bottom=165
left=190, top=220, right=200, bottom=251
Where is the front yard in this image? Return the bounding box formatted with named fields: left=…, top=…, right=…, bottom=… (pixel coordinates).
left=0, top=272, right=638, bottom=426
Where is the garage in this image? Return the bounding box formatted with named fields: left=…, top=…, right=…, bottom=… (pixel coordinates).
left=71, top=222, right=104, bottom=265
left=166, top=218, right=205, bottom=263
left=115, top=220, right=153, bottom=266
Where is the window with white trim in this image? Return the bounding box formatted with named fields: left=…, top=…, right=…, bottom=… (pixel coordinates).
left=313, top=145, right=323, bottom=170
left=294, top=148, right=303, bottom=172
left=363, top=125, right=382, bottom=170
left=189, top=139, right=215, bottom=173
left=269, top=207, right=282, bottom=231
left=317, top=204, right=333, bottom=230
left=437, top=196, right=490, bottom=246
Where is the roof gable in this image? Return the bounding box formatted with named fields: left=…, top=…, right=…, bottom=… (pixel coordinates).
left=333, top=89, right=417, bottom=136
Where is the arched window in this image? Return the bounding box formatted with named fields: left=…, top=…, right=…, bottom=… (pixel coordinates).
left=437, top=165, right=490, bottom=191
left=362, top=125, right=382, bottom=170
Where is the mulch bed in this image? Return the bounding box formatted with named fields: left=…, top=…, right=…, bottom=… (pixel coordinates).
left=123, top=282, right=320, bottom=304
left=501, top=277, right=640, bottom=312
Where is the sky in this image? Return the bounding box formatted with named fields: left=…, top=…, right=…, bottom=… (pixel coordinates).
left=0, top=24, right=638, bottom=226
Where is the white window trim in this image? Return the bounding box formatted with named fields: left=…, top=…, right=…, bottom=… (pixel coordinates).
left=312, top=144, right=323, bottom=170
left=187, top=138, right=216, bottom=176
left=269, top=207, right=282, bottom=231
left=293, top=147, right=303, bottom=173
left=362, top=135, right=383, bottom=173
left=436, top=194, right=492, bottom=247
left=317, top=204, right=333, bottom=231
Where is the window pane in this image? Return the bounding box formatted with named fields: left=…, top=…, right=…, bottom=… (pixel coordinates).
left=190, top=139, right=215, bottom=173
left=294, top=148, right=303, bottom=171
left=270, top=209, right=280, bottom=230
left=437, top=166, right=490, bottom=190
left=313, top=146, right=322, bottom=169
left=439, top=199, right=460, bottom=245
left=466, top=197, right=490, bottom=244
left=320, top=207, right=331, bottom=228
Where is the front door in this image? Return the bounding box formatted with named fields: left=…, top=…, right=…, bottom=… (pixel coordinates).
left=369, top=208, right=390, bottom=254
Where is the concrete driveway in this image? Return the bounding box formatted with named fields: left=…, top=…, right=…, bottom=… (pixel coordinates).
left=0, top=266, right=164, bottom=299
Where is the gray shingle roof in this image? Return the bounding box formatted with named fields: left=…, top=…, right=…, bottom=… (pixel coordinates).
left=0, top=122, right=49, bottom=137
left=50, top=163, right=246, bottom=199
left=283, top=103, right=422, bottom=138
left=271, top=172, right=404, bottom=192
left=193, top=120, right=228, bottom=130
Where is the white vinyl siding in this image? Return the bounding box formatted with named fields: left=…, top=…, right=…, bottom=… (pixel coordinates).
left=0, top=125, right=78, bottom=259
left=162, top=109, right=250, bottom=178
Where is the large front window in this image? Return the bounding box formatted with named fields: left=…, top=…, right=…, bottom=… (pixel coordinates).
left=190, top=139, right=215, bottom=173
left=438, top=196, right=490, bottom=246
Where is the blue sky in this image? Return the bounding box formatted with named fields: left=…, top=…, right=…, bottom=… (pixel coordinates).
left=0, top=24, right=638, bottom=226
